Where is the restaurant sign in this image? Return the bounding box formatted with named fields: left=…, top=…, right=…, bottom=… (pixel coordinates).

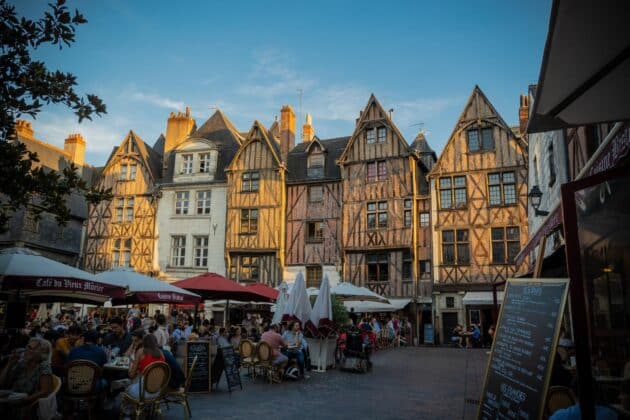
left=587, top=122, right=630, bottom=177
left=34, top=277, right=105, bottom=293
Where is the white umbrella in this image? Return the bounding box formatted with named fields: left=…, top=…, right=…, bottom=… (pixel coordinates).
left=343, top=300, right=397, bottom=313
left=0, top=247, right=125, bottom=303
left=310, top=275, right=332, bottom=327
left=95, top=268, right=201, bottom=304
left=331, top=282, right=390, bottom=303
left=271, top=282, right=289, bottom=325
left=284, top=272, right=312, bottom=324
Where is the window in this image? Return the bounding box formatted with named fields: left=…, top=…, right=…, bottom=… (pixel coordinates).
left=439, top=176, right=467, bottom=209
left=199, top=153, right=211, bottom=173
left=402, top=250, right=412, bottom=280
left=115, top=198, right=124, bottom=223
left=367, top=160, right=387, bottom=182
left=491, top=226, right=520, bottom=264
left=367, top=201, right=388, bottom=229
left=112, top=238, right=131, bottom=268
left=309, top=185, right=323, bottom=203
left=488, top=171, right=517, bottom=206
left=548, top=144, right=557, bottom=187
left=193, top=236, right=209, bottom=267
left=307, top=221, right=324, bottom=242
left=175, top=191, right=189, bottom=215
left=129, top=164, right=137, bottom=180
left=377, top=127, right=387, bottom=143
left=119, top=164, right=128, bottom=180
left=242, top=172, right=260, bottom=192
left=404, top=199, right=412, bottom=227
left=445, top=296, right=455, bottom=308
left=115, top=197, right=134, bottom=223
left=182, top=154, right=193, bottom=174
left=125, top=197, right=134, bottom=222
left=196, top=190, right=211, bottom=215
left=467, top=127, right=494, bottom=152
left=240, top=209, right=258, bottom=234
left=419, top=260, right=431, bottom=276
left=239, top=256, right=259, bottom=282
left=306, top=266, right=322, bottom=288
left=420, top=212, right=430, bottom=227
left=367, top=253, right=388, bottom=282
left=442, top=229, right=470, bottom=265
left=170, top=236, right=186, bottom=267
left=307, top=154, right=324, bottom=178
left=366, top=128, right=376, bottom=144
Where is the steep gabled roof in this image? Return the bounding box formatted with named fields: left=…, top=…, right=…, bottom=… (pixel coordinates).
left=268, top=120, right=280, bottom=140
left=227, top=120, right=283, bottom=171
left=101, top=130, right=161, bottom=183
left=337, top=94, right=412, bottom=164
left=152, top=134, right=165, bottom=156
left=429, top=85, right=527, bottom=177
left=410, top=132, right=438, bottom=171
left=287, top=136, right=350, bottom=183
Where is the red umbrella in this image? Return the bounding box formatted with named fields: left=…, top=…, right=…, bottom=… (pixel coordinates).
left=171, top=272, right=273, bottom=302
left=245, top=283, right=278, bottom=301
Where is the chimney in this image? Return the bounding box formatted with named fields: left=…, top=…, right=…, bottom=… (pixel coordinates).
left=302, top=113, right=314, bottom=142
left=14, top=120, right=34, bottom=139
left=64, top=133, right=86, bottom=166
left=519, top=94, right=530, bottom=135
left=164, top=107, right=195, bottom=155
left=280, top=104, right=295, bottom=162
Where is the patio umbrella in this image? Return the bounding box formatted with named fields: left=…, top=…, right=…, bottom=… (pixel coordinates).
left=0, top=247, right=125, bottom=303
left=95, top=268, right=201, bottom=305
left=307, top=275, right=334, bottom=337
left=245, top=283, right=279, bottom=301
left=331, top=282, right=390, bottom=303
left=171, top=273, right=272, bottom=302
left=283, top=272, right=312, bottom=324
left=343, top=300, right=396, bottom=313
left=271, top=282, right=289, bottom=325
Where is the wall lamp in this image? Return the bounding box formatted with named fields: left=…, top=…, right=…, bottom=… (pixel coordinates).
left=528, top=185, right=549, bottom=216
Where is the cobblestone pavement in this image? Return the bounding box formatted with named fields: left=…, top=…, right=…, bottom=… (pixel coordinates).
left=162, top=346, right=489, bottom=420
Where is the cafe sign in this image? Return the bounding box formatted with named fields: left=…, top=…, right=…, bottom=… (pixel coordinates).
left=588, top=122, right=630, bottom=177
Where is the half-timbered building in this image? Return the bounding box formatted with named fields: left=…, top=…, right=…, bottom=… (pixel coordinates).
left=225, top=107, right=294, bottom=286
left=85, top=131, right=163, bottom=274
left=428, top=86, right=529, bottom=343
left=156, top=110, right=242, bottom=280
left=338, top=95, right=430, bottom=300
left=285, top=115, right=349, bottom=288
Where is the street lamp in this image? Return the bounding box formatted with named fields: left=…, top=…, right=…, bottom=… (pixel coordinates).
left=528, top=185, right=549, bottom=216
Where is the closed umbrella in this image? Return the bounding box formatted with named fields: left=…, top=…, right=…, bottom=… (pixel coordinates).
left=310, top=275, right=333, bottom=328
left=271, top=282, right=289, bottom=325
left=283, top=272, right=312, bottom=324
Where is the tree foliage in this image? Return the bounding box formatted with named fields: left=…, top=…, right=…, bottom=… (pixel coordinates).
left=0, top=0, right=110, bottom=232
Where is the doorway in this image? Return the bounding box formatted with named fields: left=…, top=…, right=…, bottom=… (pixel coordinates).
left=442, top=312, right=459, bottom=343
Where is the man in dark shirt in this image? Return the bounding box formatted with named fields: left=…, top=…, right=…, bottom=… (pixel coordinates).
left=68, top=330, right=107, bottom=366
left=161, top=348, right=185, bottom=390
left=103, top=317, right=131, bottom=354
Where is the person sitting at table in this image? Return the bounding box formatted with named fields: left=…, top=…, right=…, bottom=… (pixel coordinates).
left=0, top=337, right=53, bottom=415
left=217, top=328, right=231, bottom=348
left=230, top=327, right=242, bottom=350
left=282, top=321, right=306, bottom=378
left=103, top=317, right=132, bottom=355
left=261, top=325, right=289, bottom=374
left=68, top=329, right=107, bottom=367
left=124, top=329, right=145, bottom=358
left=51, top=324, right=82, bottom=375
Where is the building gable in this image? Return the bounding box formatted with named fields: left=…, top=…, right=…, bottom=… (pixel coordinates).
left=228, top=121, right=282, bottom=172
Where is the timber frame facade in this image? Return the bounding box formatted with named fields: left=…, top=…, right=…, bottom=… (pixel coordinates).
left=428, top=86, right=529, bottom=341
left=225, top=121, right=286, bottom=286
left=338, top=95, right=433, bottom=298
left=85, top=131, right=162, bottom=274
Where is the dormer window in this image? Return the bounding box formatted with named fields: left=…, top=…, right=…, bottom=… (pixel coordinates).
left=182, top=154, right=193, bottom=174
left=199, top=153, right=211, bottom=173
left=467, top=127, right=494, bottom=152
left=308, top=153, right=324, bottom=178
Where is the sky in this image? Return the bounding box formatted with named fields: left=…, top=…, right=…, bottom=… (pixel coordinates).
left=17, top=0, right=552, bottom=166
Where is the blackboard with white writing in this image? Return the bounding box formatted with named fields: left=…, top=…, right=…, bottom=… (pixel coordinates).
left=220, top=346, right=243, bottom=392
left=478, top=279, right=569, bottom=420
left=185, top=341, right=211, bottom=393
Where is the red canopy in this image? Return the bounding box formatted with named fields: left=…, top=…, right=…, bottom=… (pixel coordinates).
left=245, top=283, right=278, bottom=301
left=171, top=273, right=273, bottom=302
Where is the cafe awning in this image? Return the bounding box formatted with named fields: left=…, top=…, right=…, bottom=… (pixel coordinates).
left=462, top=291, right=505, bottom=306
left=514, top=204, right=563, bottom=266
left=527, top=0, right=630, bottom=133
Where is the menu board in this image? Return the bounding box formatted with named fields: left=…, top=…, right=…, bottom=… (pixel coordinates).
left=220, top=346, right=243, bottom=392
left=185, top=341, right=211, bottom=393
left=478, top=279, right=569, bottom=420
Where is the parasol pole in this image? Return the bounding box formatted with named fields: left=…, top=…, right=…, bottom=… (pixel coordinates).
left=226, top=299, right=230, bottom=326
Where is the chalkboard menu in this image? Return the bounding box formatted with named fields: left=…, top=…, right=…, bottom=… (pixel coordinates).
left=220, top=346, right=242, bottom=392
left=478, top=279, right=569, bottom=420
left=185, top=341, right=211, bottom=393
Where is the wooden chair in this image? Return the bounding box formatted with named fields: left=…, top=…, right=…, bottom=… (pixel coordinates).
left=120, top=361, right=171, bottom=420
left=162, top=355, right=197, bottom=419
left=239, top=339, right=257, bottom=380
left=63, top=359, right=102, bottom=420
left=377, top=330, right=390, bottom=349
left=255, top=341, right=280, bottom=383
left=545, top=386, right=577, bottom=417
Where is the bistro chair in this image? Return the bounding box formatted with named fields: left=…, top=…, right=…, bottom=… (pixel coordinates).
left=162, top=355, right=197, bottom=419
left=376, top=330, right=390, bottom=350
left=63, top=359, right=102, bottom=420
left=239, top=339, right=258, bottom=380
left=34, top=374, right=61, bottom=420
left=120, top=361, right=171, bottom=420
left=545, top=386, right=577, bottom=417
left=255, top=341, right=280, bottom=384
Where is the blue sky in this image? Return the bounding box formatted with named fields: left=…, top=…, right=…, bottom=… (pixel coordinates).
left=17, top=0, right=551, bottom=166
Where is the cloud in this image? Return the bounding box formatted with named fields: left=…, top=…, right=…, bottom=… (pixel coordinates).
left=129, top=91, right=185, bottom=111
